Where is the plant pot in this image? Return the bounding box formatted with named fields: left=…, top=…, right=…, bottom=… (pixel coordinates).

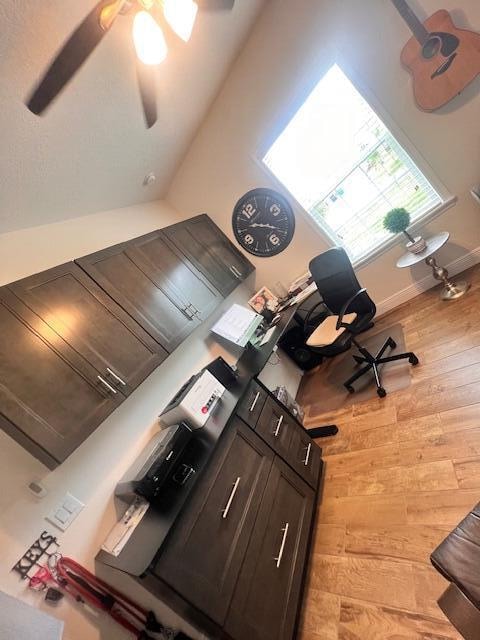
left=406, top=236, right=427, bottom=254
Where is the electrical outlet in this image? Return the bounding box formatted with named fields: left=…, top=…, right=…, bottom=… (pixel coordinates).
left=46, top=493, right=84, bottom=532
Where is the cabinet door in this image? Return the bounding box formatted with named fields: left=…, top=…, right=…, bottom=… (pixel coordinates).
left=8, top=263, right=167, bottom=396
left=289, top=426, right=323, bottom=489
left=76, top=233, right=206, bottom=352
left=255, top=396, right=294, bottom=460
left=153, top=418, right=274, bottom=625
left=137, top=231, right=221, bottom=323
left=0, top=290, right=122, bottom=468
left=164, top=215, right=254, bottom=296
left=225, top=457, right=315, bottom=640
left=236, top=379, right=268, bottom=429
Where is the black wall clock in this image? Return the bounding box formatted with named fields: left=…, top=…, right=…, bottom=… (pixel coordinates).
left=232, top=188, right=295, bottom=257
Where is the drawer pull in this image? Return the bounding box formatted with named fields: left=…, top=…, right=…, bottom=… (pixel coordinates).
left=182, top=306, right=195, bottom=320
left=304, top=443, right=312, bottom=466
left=188, top=303, right=200, bottom=318
left=229, top=265, right=242, bottom=279
left=97, top=375, right=118, bottom=395
left=106, top=368, right=126, bottom=386
left=249, top=391, right=260, bottom=413
left=274, top=522, right=289, bottom=568
left=274, top=415, right=283, bottom=437
left=222, top=477, right=241, bottom=519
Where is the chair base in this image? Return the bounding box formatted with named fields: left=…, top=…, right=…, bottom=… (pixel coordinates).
left=344, top=336, right=419, bottom=398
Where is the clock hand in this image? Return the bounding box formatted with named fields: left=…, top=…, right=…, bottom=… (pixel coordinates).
left=249, top=223, right=278, bottom=229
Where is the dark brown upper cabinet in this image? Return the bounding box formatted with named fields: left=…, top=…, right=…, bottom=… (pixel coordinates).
left=8, top=262, right=167, bottom=396
left=163, top=215, right=255, bottom=297
left=76, top=230, right=221, bottom=352
left=0, top=288, right=123, bottom=468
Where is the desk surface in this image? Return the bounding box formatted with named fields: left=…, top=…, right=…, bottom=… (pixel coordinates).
left=97, top=305, right=298, bottom=576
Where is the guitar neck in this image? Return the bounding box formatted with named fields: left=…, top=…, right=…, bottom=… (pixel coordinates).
left=391, top=0, right=429, bottom=44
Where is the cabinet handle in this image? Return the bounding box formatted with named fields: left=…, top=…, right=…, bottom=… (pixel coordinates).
left=249, top=391, right=260, bottom=413
left=304, top=443, right=312, bottom=466
left=222, top=477, right=241, bottom=519
left=106, top=368, right=126, bottom=386
left=274, top=522, right=289, bottom=568
left=274, top=415, right=283, bottom=437
left=188, top=303, right=200, bottom=318
left=97, top=375, right=118, bottom=395
left=229, top=265, right=242, bottom=279
left=182, top=306, right=195, bottom=320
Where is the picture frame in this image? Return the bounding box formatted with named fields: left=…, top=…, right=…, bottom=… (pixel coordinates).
left=248, top=286, right=278, bottom=314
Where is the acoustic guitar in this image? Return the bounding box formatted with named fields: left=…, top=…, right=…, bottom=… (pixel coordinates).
left=391, top=0, right=480, bottom=111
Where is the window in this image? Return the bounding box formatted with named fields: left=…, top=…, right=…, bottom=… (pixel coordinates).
left=263, top=64, right=446, bottom=264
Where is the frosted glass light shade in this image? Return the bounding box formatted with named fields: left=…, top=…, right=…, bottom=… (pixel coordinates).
left=133, top=10, right=167, bottom=65
left=163, top=0, right=198, bottom=42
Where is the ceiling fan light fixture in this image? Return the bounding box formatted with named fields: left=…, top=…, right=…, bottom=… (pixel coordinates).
left=133, top=10, right=167, bottom=65
left=163, top=0, right=198, bottom=42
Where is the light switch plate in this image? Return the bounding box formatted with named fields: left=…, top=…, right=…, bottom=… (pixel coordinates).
left=46, top=493, right=84, bottom=531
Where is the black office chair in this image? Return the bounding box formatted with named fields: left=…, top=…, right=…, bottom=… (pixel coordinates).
left=305, top=247, right=419, bottom=397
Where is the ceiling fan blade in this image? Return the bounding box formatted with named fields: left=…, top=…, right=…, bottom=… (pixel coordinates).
left=136, top=63, right=157, bottom=129
left=196, top=0, right=235, bottom=10
left=26, top=0, right=117, bottom=115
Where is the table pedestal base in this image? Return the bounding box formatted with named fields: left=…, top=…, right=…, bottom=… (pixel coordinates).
left=425, top=256, right=471, bottom=301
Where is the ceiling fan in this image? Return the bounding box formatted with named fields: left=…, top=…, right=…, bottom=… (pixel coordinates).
left=25, top=0, right=235, bottom=128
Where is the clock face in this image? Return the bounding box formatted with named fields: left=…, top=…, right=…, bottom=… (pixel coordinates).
left=232, top=188, right=295, bottom=257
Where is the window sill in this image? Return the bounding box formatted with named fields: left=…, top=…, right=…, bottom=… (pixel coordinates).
left=352, top=196, right=458, bottom=270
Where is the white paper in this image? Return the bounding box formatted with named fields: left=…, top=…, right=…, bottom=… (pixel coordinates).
left=101, top=497, right=149, bottom=557
left=211, top=303, right=261, bottom=346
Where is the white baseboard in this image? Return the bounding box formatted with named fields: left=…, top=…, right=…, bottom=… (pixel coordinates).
left=376, top=246, right=480, bottom=317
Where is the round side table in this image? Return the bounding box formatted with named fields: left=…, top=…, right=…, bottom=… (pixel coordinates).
left=396, top=232, right=470, bottom=301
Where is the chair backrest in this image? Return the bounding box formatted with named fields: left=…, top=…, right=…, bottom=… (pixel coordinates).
left=308, top=247, right=376, bottom=316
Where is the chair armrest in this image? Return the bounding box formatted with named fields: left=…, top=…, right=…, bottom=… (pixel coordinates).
left=438, top=583, right=480, bottom=640
left=335, top=288, right=367, bottom=330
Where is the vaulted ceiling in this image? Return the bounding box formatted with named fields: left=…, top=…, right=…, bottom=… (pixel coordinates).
left=0, top=0, right=265, bottom=234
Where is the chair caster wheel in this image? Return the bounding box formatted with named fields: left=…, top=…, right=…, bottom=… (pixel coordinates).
left=409, top=355, right=419, bottom=366
left=377, top=387, right=387, bottom=398
left=389, top=339, right=397, bottom=349
left=345, top=385, right=355, bottom=394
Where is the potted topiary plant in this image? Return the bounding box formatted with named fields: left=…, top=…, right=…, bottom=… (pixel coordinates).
left=383, top=208, right=426, bottom=254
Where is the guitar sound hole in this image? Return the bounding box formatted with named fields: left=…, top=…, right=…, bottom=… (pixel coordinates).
left=422, top=36, right=441, bottom=59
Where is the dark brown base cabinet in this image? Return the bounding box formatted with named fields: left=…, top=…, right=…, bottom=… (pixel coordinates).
left=225, top=457, right=314, bottom=640
left=0, top=215, right=253, bottom=468
left=154, top=418, right=275, bottom=626
left=146, top=381, right=322, bottom=640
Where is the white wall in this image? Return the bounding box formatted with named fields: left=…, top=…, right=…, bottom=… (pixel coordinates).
left=0, top=200, right=181, bottom=286
left=0, top=200, right=261, bottom=640
left=167, top=0, right=480, bottom=307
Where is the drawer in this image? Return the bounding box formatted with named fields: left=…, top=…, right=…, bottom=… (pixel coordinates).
left=289, top=426, right=323, bottom=489
left=236, top=380, right=268, bottom=428
left=255, top=396, right=294, bottom=460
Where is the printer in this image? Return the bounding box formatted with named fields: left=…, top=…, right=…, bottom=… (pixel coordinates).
left=115, top=423, right=194, bottom=504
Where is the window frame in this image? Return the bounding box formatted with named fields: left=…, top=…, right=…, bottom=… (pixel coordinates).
left=254, top=60, right=456, bottom=268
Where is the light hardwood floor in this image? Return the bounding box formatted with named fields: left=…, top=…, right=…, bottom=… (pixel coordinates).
left=297, top=264, right=480, bottom=640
